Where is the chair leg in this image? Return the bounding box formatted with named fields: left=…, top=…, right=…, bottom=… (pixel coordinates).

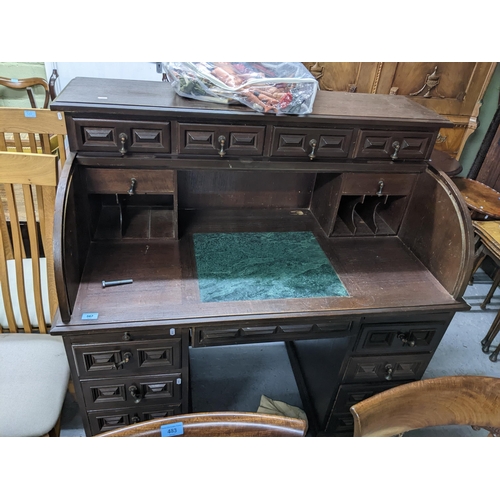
left=482, top=309, right=500, bottom=352
left=481, top=268, right=500, bottom=309
left=489, top=344, right=500, bottom=362
left=469, top=249, right=486, bottom=285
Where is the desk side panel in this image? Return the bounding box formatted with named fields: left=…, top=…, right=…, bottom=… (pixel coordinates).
left=399, top=167, right=474, bottom=299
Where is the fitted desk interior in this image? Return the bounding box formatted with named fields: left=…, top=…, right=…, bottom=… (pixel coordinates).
left=50, top=78, right=473, bottom=436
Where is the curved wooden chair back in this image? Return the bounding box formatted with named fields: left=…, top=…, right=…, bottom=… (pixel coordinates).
left=0, top=76, right=51, bottom=109
left=350, top=376, right=500, bottom=437
left=0, top=150, right=59, bottom=332
left=96, top=411, right=308, bottom=437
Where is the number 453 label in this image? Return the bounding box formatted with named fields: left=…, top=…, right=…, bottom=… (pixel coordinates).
left=160, top=422, right=184, bottom=437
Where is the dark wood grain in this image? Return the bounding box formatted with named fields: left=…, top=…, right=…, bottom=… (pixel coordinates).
left=95, top=411, right=307, bottom=437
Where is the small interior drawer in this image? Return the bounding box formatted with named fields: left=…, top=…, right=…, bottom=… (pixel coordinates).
left=85, top=168, right=176, bottom=194
left=342, top=173, right=416, bottom=195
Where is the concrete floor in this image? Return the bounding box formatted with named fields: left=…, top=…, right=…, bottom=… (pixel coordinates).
left=59, top=269, right=500, bottom=437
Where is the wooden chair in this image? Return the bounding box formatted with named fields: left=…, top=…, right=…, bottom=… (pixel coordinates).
left=0, top=150, right=69, bottom=436
left=96, top=412, right=308, bottom=437
left=350, top=376, right=500, bottom=437
left=0, top=71, right=59, bottom=109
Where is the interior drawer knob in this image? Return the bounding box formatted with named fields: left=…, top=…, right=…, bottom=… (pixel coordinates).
left=128, top=177, right=137, bottom=196
left=376, top=180, right=384, bottom=196
left=384, top=363, right=394, bottom=380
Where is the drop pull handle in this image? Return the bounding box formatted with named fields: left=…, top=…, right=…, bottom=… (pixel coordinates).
left=398, top=332, right=416, bottom=347
left=218, top=135, right=226, bottom=157
left=377, top=180, right=384, bottom=197
left=391, top=141, right=400, bottom=160
left=114, top=351, right=132, bottom=369
left=308, top=139, right=317, bottom=160
left=384, top=364, right=394, bottom=381
left=129, top=385, right=143, bottom=404
left=119, top=133, right=128, bottom=155
left=128, top=177, right=137, bottom=196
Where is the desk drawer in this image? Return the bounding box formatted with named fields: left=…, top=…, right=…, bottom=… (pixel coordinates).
left=193, top=320, right=354, bottom=346
left=271, top=127, right=353, bottom=159
left=353, top=130, right=434, bottom=160
left=85, top=168, right=176, bottom=194
left=179, top=123, right=265, bottom=156
left=342, top=173, right=416, bottom=196
left=87, top=404, right=182, bottom=435
left=72, top=337, right=183, bottom=378
left=73, top=118, right=171, bottom=153
left=343, top=353, right=431, bottom=383
left=81, top=373, right=183, bottom=410
left=355, top=318, right=449, bottom=354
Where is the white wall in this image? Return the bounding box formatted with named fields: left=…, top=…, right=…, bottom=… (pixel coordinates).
left=45, top=62, right=163, bottom=95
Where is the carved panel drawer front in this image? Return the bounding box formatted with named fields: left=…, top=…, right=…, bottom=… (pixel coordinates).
left=193, top=320, right=354, bottom=347
left=353, top=130, right=434, bottom=160
left=73, top=119, right=170, bottom=153
left=271, top=127, right=353, bottom=159
left=342, top=173, right=416, bottom=195
left=179, top=123, right=265, bottom=156
left=85, top=168, right=176, bottom=194
left=81, top=373, right=183, bottom=410
left=73, top=337, right=182, bottom=378
left=87, top=404, right=182, bottom=435
left=343, top=353, right=431, bottom=383
left=331, top=382, right=401, bottom=415
left=356, top=320, right=449, bottom=354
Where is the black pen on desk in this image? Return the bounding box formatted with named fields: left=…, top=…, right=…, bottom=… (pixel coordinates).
left=102, top=279, right=133, bottom=288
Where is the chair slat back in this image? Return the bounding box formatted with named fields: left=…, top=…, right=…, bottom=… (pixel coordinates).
left=0, top=151, right=58, bottom=333
left=350, top=375, right=500, bottom=437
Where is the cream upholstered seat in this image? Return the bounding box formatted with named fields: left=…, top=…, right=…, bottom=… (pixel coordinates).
left=0, top=334, right=69, bottom=436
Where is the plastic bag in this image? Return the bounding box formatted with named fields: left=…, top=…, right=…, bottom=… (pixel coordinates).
left=164, top=62, right=319, bottom=115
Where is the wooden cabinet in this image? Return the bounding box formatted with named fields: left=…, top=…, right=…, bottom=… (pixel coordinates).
left=304, top=62, right=497, bottom=159
left=50, top=78, right=473, bottom=436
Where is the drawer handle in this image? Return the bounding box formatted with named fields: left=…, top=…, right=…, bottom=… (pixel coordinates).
left=128, top=177, right=137, bottom=196
left=131, top=415, right=140, bottom=424
left=218, top=135, right=226, bottom=157
left=398, top=333, right=416, bottom=347
left=376, top=180, right=384, bottom=197
left=119, top=133, right=128, bottom=155
left=384, top=363, right=394, bottom=381
left=114, top=351, right=132, bottom=369
left=391, top=141, right=400, bottom=160
left=129, top=385, right=143, bottom=404
left=308, top=139, right=317, bottom=160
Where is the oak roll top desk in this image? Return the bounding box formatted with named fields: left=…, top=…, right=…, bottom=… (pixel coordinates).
left=50, top=77, right=473, bottom=436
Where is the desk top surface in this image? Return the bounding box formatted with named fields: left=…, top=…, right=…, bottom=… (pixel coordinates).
left=51, top=77, right=451, bottom=127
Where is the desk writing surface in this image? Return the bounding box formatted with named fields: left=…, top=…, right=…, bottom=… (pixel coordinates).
left=55, top=219, right=460, bottom=331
